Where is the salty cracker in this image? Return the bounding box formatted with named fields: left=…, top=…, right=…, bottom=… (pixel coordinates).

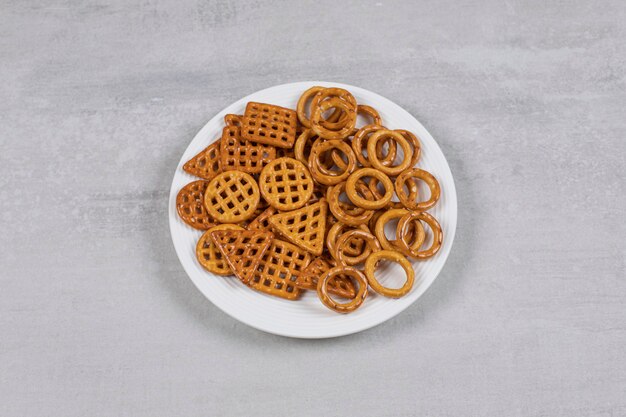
left=259, top=157, right=314, bottom=211
left=249, top=238, right=313, bottom=300
left=176, top=180, right=218, bottom=230
left=183, top=141, right=222, bottom=180
left=220, top=125, right=276, bottom=174
left=241, top=102, right=298, bottom=148
left=204, top=171, right=260, bottom=223
left=267, top=199, right=327, bottom=256
left=295, top=256, right=356, bottom=299
left=196, top=224, right=244, bottom=275
left=209, top=229, right=274, bottom=283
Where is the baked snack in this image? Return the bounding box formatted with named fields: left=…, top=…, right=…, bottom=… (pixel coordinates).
left=176, top=180, right=217, bottom=230
left=204, top=171, right=260, bottom=223
left=176, top=85, right=444, bottom=314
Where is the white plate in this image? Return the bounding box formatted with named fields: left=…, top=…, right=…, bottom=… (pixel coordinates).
left=169, top=81, right=457, bottom=338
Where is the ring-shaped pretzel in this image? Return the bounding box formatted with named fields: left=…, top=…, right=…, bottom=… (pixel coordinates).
left=317, top=265, right=368, bottom=313
left=364, top=250, right=415, bottom=298
left=311, top=97, right=357, bottom=140
left=297, top=86, right=344, bottom=129
left=309, top=139, right=356, bottom=185
left=327, top=182, right=374, bottom=226
left=327, top=222, right=370, bottom=257
left=395, top=129, right=421, bottom=167
left=334, top=229, right=381, bottom=266
left=294, top=130, right=336, bottom=170
left=397, top=211, right=443, bottom=259
left=374, top=208, right=413, bottom=252
left=310, top=87, right=357, bottom=131
left=346, top=168, right=394, bottom=210
left=352, top=124, right=397, bottom=168
left=394, top=214, right=426, bottom=257
left=367, top=130, right=413, bottom=176
left=395, top=168, right=441, bottom=211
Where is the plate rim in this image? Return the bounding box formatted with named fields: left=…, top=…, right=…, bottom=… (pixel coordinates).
left=168, top=81, right=458, bottom=338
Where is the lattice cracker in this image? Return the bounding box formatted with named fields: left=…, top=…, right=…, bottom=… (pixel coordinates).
left=220, top=126, right=276, bottom=174
left=176, top=180, right=218, bottom=230
left=241, top=102, right=298, bottom=148
left=204, top=171, right=260, bottom=223
left=268, top=199, right=327, bottom=256
left=259, top=157, right=314, bottom=211
left=183, top=141, right=222, bottom=180
left=210, top=229, right=274, bottom=283
left=295, top=256, right=356, bottom=299
left=249, top=238, right=313, bottom=300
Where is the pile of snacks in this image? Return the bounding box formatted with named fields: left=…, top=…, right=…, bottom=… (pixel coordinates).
left=176, top=86, right=442, bottom=314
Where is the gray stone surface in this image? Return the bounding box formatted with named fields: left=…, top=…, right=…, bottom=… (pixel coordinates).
left=1, top=0, right=625, bottom=415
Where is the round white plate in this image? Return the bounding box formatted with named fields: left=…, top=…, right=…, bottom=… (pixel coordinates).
left=169, top=81, right=457, bottom=338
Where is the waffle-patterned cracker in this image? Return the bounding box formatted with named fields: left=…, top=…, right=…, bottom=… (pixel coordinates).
left=196, top=224, right=244, bottom=275
left=259, top=157, right=314, bottom=211
left=295, top=257, right=356, bottom=299
left=268, top=199, right=327, bottom=256
left=204, top=171, right=260, bottom=223
left=250, top=238, right=313, bottom=300
left=176, top=180, right=217, bottom=230
left=241, top=102, right=298, bottom=148
left=246, top=206, right=278, bottom=231
left=220, top=126, right=276, bottom=174
left=183, top=141, right=222, bottom=180
left=210, top=229, right=274, bottom=283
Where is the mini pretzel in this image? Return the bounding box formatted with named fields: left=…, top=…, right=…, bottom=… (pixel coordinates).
left=350, top=104, right=382, bottom=135
left=196, top=224, right=244, bottom=275
left=326, top=181, right=374, bottom=226
left=395, top=129, right=421, bottom=167
left=397, top=211, right=443, bottom=259
left=259, top=157, right=314, bottom=211
left=367, top=129, right=413, bottom=176
left=374, top=208, right=414, bottom=252
left=394, top=214, right=426, bottom=257
left=395, top=168, right=441, bottom=211
left=310, top=88, right=357, bottom=140
left=317, top=265, right=368, bottom=313
left=364, top=250, right=415, bottom=298
left=224, top=114, right=243, bottom=127
left=176, top=180, right=218, bottom=230
left=308, top=139, right=356, bottom=185
left=294, top=129, right=336, bottom=170
left=351, top=124, right=397, bottom=168
left=334, top=229, right=381, bottom=266
left=296, top=86, right=344, bottom=129
left=295, top=256, right=356, bottom=299
left=346, top=168, right=393, bottom=210
left=204, top=171, right=260, bottom=223
left=326, top=222, right=371, bottom=259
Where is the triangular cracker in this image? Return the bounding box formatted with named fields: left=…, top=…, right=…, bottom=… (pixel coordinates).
left=183, top=141, right=222, bottom=180
left=209, top=229, right=273, bottom=283
left=267, top=199, right=327, bottom=256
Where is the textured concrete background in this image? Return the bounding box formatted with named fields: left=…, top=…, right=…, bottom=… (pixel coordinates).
left=1, top=1, right=625, bottom=416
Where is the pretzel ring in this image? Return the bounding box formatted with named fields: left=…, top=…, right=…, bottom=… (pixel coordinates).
left=259, top=157, right=314, bottom=211
left=326, top=222, right=370, bottom=257
left=395, top=168, right=441, bottom=211
left=196, top=224, right=244, bottom=275
left=334, top=229, right=381, bottom=266
left=296, top=86, right=343, bottom=129
left=352, top=124, right=397, bottom=168
left=374, top=208, right=414, bottom=252
left=367, top=130, right=413, bottom=176
left=204, top=171, right=260, bottom=223
left=317, top=265, right=368, bottom=313
left=397, top=211, right=443, bottom=259
left=394, top=213, right=426, bottom=257
left=311, top=97, right=357, bottom=140
left=309, top=139, right=356, bottom=185
left=395, top=129, right=421, bottom=167
left=310, top=87, right=357, bottom=130
left=364, top=250, right=415, bottom=298
left=346, top=168, right=393, bottom=210
left=327, top=182, right=374, bottom=226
